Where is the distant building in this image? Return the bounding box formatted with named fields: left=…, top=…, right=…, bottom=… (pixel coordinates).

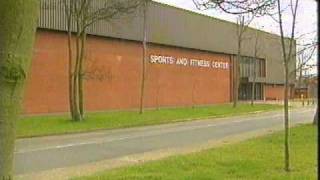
left=23, top=0, right=296, bottom=114
left=294, top=75, right=318, bottom=99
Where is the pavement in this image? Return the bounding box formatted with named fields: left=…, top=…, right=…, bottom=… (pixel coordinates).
left=245, top=100, right=317, bottom=107
left=14, top=106, right=316, bottom=179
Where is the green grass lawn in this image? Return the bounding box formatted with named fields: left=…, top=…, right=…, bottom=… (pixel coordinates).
left=74, top=124, right=317, bottom=180
left=18, top=104, right=281, bottom=138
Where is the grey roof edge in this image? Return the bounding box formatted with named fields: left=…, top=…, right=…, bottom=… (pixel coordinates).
left=151, top=1, right=295, bottom=41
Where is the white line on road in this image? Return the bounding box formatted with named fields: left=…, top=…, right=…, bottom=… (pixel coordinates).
left=15, top=109, right=314, bottom=154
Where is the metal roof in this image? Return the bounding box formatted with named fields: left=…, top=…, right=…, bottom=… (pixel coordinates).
left=38, top=0, right=296, bottom=84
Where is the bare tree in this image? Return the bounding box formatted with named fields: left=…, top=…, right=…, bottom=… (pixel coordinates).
left=139, top=0, right=150, bottom=114
left=294, top=38, right=317, bottom=95
left=0, top=0, right=39, bottom=178
left=193, top=0, right=276, bottom=15
left=65, top=0, right=76, bottom=121
left=295, top=36, right=317, bottom=79
left=273, top=3, right=318, bottom=169
left=275, top=0, right=299, bottom=172
left=295, top=41, right=317, bottom=103
left=233, top=15, right=254, bottom=108
left=62, top=0, right=141, bottom=121
left=251, top=30, right=262, bottom=106
left=192, top=0, right=276, bottom=108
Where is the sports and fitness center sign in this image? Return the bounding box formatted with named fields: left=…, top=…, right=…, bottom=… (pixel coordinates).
left=150, top=55, right=229, bottom=70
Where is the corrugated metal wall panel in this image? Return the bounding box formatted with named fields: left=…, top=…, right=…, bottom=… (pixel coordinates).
left=37, top=0, right=295, bottom=84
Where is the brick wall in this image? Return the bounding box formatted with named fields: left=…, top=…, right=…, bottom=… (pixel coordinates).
left=23, top=30, right=232, bottom=114
left=265, top=84, right=296, bottom=100
left=265, top=85, right=284, bottom=100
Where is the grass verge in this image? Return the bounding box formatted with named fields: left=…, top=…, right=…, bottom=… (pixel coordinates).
left=18, top=104, right=281, bottom=138
left=74, top=124, right=317, bottom=180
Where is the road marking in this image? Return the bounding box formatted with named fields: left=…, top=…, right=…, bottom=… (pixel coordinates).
left=15, top=109, right=314, bottom=154
left=15, top=114, right=281, bottom=154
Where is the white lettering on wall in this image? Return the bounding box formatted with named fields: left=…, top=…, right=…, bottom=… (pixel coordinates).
left=176, top=58, right=188, bottom=66
left=212, top=61, right=229, bottom=69
left=190, top=59, right=210, bottom=68
left=150, top=55, right=229, bottom=70
left=150, top=55, right=175, bottom=65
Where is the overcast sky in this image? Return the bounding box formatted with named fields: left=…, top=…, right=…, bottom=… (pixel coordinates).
left=154, top=0, right=318, bottom=75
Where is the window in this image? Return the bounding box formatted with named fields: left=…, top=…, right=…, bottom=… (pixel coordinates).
left=239, top=56, right=265, bottom=78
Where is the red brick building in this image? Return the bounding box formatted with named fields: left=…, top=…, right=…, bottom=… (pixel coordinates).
left=23, top=1, right=296, bottom=114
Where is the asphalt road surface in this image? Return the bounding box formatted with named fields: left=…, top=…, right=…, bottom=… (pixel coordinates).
left=14, top=107, right=316, bottom=175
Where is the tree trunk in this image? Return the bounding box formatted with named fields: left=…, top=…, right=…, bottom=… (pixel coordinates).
left=232, top=57, right=236, bottom=107
left=313, top=106, right=318, bottom=125
left=67, top=15, right=75, bottom=120
left=284, top=64, right=290, bottom=171
left=233, top=58, right=237, bottom=107
left=0, top=0, right=39, bottom=178
left=237, top=59, right=240, bottom=104
left=251, top=82, right=255, bottom=106
left=72, top=26, right=82, bottom=121
left=234, top=42, right=241, bottom=108
left=78, top=31, right=86, bottom=119
left=139, top=1, right=148, bottom=114
left=251, top=32, right=258, bottom=106
left=298, top=63, right=302, bottom=87
left=251, top=61, right=256, bottom=106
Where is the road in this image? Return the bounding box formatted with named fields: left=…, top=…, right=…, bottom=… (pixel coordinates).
left=14, top=107, right=315, bottom=175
